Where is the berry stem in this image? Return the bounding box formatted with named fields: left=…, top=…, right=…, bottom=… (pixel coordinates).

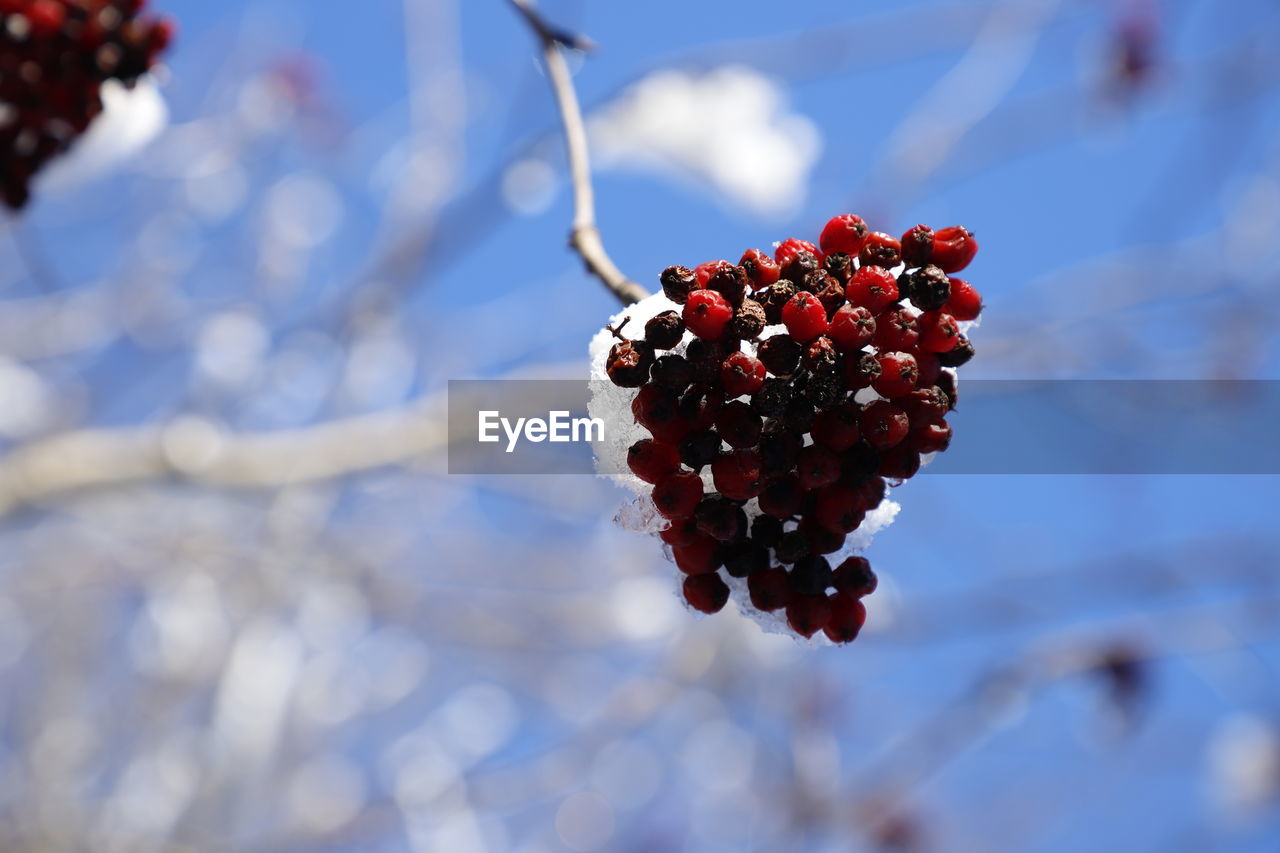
left=510, top=0, right=650, bottom=307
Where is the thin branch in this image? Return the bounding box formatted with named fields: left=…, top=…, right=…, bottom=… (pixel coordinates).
left=509, top=0, right=649, bottom=307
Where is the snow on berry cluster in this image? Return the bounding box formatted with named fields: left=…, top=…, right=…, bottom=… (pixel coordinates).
left=0, top=0, right=173, bottom=209
left=590, top=215, right=982, bottom=645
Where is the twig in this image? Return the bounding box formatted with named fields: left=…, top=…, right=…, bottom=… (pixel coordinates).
left=509, top=0, right=649, bottom=307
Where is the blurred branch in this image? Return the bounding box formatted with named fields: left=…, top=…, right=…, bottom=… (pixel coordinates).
left=510, top=0, right=649, bottom=307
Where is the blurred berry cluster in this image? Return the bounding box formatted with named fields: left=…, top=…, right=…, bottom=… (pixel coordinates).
left=0, top=0, right=172, bottom=208
left=605, top=215, right=982, bottom=643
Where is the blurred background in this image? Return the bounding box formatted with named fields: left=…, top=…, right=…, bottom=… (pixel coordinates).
left=2, top=0, right=1280, bottom=850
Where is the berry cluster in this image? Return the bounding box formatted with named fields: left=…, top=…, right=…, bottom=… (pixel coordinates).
left=604, top=215, right=982, bottom=643
left=0, top=0, right=173, bottom=209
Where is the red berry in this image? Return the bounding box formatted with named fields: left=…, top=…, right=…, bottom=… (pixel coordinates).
left=900, top=224, right=934, bottom=267
left=659, top=517, right=702, bottom=548
left=832, top=556, right=878, bottom=597
left=811, top=402, right=862, bottom=451
left=786, top=594, right=832, bottom=638
left=672, top=535, right=723, bottom=575
left=872, top=307, right=920, bottom=351
left=909, top=416, right=952, bottom=453
left=845, top=266, right=900, bottom=313
left=827, top=304, right=876, bottom=351
left=823, top=593, right=867, bottom=643
left=711, top=449, right=764, bottom=501
left=739, top=248, right=781, bottom=290
left=749, top=568, right=793, bottom=611
left=915, top=351, right=941, bottom=387
left=944, top=277, right=983, bottom=321
left=683, top=289, right=734, bottom=339
left=632, top=383, right=692, bottom=443
left=721, top=351, right=766, bottom=397
left=683, top=573, right=730, bottom=613
left=873, top=351, right=919, bottom=398
left=694, top=259, right=734, bottom=287
left=814, top=484, right=865, bottom=534
left=796, top=444, right=840, bottom=490
left=879, top=446, right=921, bottom=480
left=858, top=232, right=902, bottom=269
left=26, top=0, right=65, bottom=36
left=774, top=237, right=819, bottom=268
left=627, top=438, right=681, bottom=484
left=781, top=292, right=829, bottom=343
left=819, top=214, right=869, bottom=256
left=651, top=472, right=703, bottom=519
left=917, top=311, right=961, bottom=353
left=860, top=400, right=910, bottom=450
left=931, top=226, right=978, bottom=273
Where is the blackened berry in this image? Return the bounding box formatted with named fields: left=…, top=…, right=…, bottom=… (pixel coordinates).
left=797, top=444, right=841, bottom=489
left=812, top=402, right=862, bottom=451
left=706, top=264, right=749, bottom=305
left=936, top=370, right=958, bottom=409
left=813, top=275, right=847, bottom=318
left=759, top=474, right=803, bottom=518
left=678, top=430, right=723, bottom=471
left=728, top=298, right=767, bottom=340
left=650, top=354, right=693, bottom=392
left=750, top=377, right=793, bottom=417
left=757, top=335, right=802, bottom=377
left=784, top=396, right=817, bottom=432
left=936, top=336, right=975, bottom=367
left=802, top=337, right=839, bottom=374
left=660, top=265, right=697, bottom=304
left=823, top=251, right=854, bottom=284
left=900, top=265, right=951, bottom=311
left=759, top=433, right=803, bottom=478
left=695, top=497, right=748, bottom=542
left=645, top=311, right=686, bottom=350
left=839, top=442, right=882, bottom=485
left=715, top=400, right=763, bottom=448
left=723, top=542, right=769, bottom=578
left=842, top=351, right=882, bottom=390
left=686, top=338, right=728, bottom=384
left=780, top=250, right=820, bottom=284
left=790, top=555, right=834, bottom=595
left=683, top=573, right=730, bottom=613
left=751, top=515, right=784, bottom=548
left=801, top=371, right=842, bottom=409
left=775, top=530, right=810, bottom=564
left=757, top=282, right=797, bottom=326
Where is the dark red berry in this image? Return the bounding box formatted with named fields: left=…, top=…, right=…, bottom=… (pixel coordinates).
left=749, top=568, right=793, bottom=611
left=673, top=535, right=723, bottom=575
left=931, top=226, right=978, bottom=273
left=739, top=248, right=781, bottom=290
left=901, top=386, right=950, bottom=421
left=814, top=484, right=865, bottom=534
left=797, top=444, right=841, bottom=490
left=858, top=232, right=902, bottom=269
left=900, top=224, right=934, bottom=267
left=774, top=530, right=810, bottom=564
left=790, top=555, right=835, bottom=596
left=800, top=516, right=847, bottom=555
left=723, top=541, right=770, bottom=578
left=781, top=292, right=829, bottom=343
left=879, top=446, right=921, bottom=481
left=632, top=383, right=692, bottom=443
left=820, top=214, right=869, bottom=256
left=842, top=351, right=882, bottom=390
left=758, top=474, right=804, bottom=518
left=651, top=471, right=703, bottom=519
left=627, top=438, right=681, bottom=484
left=683, top=573, right=730, bottom=613
left=802, top=336, right=839, bottom=374
left=659, top=517, right=702, bottom=548
left=750, top=515, right=784, bottom=548
left=915, top=351, right=942, bottom=387
left=714, top=400, right=763, bottom=448
left=943, top=277, right=983, bottom=321
left=832, top=556, right=878, bottom=597
left=711, top=449, right=764, bottom=501
left=846, top=266, right=900, bottom=313
left=872, top=308, right=920, bottom=352
left=721, top=351, right=767, bottom=397
left=909, top=416, right=952, bottom=453
left=860, top=400, right=910, bottom=450
left=827, top=304, right=876, bottom=351
left=873, top=351, right=919, bottom=398
left=786, top=594, right=832, bottom=638
left=678, top=430, right=723, bottom=471
left=824, top=593, right=867, bottom=643
left=660, top=265, right=697, bottom=304
left=695, top=497, right=748, bottom=542
left=811, top=402, right=862, bottom=451
left=683, top=289, right=734, bottom=339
